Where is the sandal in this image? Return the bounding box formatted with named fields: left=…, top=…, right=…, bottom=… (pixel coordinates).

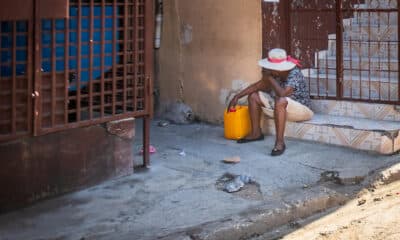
left=271, top=144, right=285, bottom=156
left=237, top=135, right=264, bottom=144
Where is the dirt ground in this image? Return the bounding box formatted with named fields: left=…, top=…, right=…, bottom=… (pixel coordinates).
left=282, top=180, right=400, bottom=240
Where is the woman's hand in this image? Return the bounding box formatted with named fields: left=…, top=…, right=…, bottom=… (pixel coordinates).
left=227, top=95, right=239, bottom=112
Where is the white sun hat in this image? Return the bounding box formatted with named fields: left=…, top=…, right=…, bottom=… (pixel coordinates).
left=258, top=48, right=301, bottom=71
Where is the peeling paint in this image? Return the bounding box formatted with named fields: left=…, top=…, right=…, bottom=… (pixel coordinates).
left=219, top=80, right=250, bottom=106
left=160, top=0, right=261, bottom=122
left=180, top=23, right=192, bottom=45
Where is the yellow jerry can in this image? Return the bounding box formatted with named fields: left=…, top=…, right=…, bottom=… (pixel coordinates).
left=224, top=106, right=251, bottom=140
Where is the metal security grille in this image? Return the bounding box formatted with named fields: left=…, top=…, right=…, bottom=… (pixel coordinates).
left=0, top=21, right=32, bottom=141
left=34, top=0, right=151, bottom=135
left=0, top=0, right=153, bottom=156
left=262, top=0, right=400, bottom=104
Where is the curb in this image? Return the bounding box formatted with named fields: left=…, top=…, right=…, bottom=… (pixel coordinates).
left=158, top=163, right=400, bottom=240
left=158, top=186, right=348, bottom=240
left=370, top=163, right=400, bottom=186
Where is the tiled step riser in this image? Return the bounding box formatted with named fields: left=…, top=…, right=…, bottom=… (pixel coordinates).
left=362, top=0, right=398, bottom=8
left=319, top=69, right=398, bottom=79
left=261, top=118, right=400, bottom=155
left=307, top=78, right=399, bottom=102
left=285, top=2, right=400, bottom=155
left=350, top=12, right=397, bottom=25
left=310, top=99, right=400, bottom=121
left=343, top=25, right=397, bottom=41
left=315, top=59, right=399, bottom=78
left=328, top=40, right=398, bottom=58
left=355, top=0, right=397, bottom=9
left=307, top=78, right=337, bottom=97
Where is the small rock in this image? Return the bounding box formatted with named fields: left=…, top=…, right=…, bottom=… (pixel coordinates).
left=289, top=221, right=301, bottom=228
left=357, top=199, right=366, bottom=206
left=373, top=197, right=382, bottom=202
left=223, top=156, right=240, bottom=164
left=158, top=121, right=169, bottom=127
left=302, top=184, right=309, bottom=189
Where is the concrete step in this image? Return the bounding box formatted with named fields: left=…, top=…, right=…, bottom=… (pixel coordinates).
left=343, top=24, right=397, bottom=41
left=310, top=99, right=400, bottom=121
left=315, top=56, right=399, bottom=78
left=328, top=39, right=398, bottom=59
left=355, top=0, right=397, bottom=9
left=261, top=112, right=400, bottom=154
left=303, top=72, right=399, bottom=101
left=350, top=12, right=397, bottom=26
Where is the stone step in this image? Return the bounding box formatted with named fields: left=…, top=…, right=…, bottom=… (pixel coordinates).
left=328, top=39, right=398, bottom=58
left=355, top=0, right=397, bottom=9
left=343, top=24, right=397, bottom=41
left=321, top=68, right=398, bottom=79
left=310, top=99, right=400, bottom=121
left=303, top=72, right=399, bottom=101
left=261, top=112, right=400, bottom=155
left=350, top=11, right=397, bottom=26
left=315, top=56, right=399, bottom=78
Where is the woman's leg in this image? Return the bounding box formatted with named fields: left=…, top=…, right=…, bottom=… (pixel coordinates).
left=245, top=92, right=264, bottom=139
left=273, top=97, right=288, bottom=150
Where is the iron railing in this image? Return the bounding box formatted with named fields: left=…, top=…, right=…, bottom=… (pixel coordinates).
left=262, top=0, right=399, bottom=104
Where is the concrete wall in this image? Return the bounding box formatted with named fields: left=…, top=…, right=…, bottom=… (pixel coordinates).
left=0, top=119, right=135, bottom=213
left=159, top=0, right=262, bottom=123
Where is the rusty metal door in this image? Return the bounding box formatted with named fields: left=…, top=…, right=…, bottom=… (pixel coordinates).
left=1, top=0, right=154, bottom=149
left=0, top=1, right=34, bottom=142
left=262, top=0, right=400, bottom=104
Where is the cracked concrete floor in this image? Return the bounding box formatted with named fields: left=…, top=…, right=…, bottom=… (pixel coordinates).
left=0, top=120, right=398, bottom=240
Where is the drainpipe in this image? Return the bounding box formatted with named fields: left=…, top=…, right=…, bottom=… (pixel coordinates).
left=153, top=0, right=163, bottom=112
left=154, top=0, right=163, bottom=48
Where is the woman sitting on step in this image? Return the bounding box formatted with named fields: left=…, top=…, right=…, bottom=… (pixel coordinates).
left=227, top=48, right=314, bottom=156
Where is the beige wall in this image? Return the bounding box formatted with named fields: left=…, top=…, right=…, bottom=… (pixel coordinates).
left=159, top=0, right=262, bottom=123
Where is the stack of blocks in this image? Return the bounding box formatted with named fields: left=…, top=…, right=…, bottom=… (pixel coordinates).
left=261, top=100, right=400, bottom=154
left=303, top=0, right=399, bottom=101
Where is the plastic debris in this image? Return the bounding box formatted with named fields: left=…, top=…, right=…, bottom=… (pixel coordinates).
left=237, top=175, right=253, bottom=184
left=179, top=150, right=186, bottom=156
left=223, top=156, right=240, bottom=164
left=224, top=175, right=253, bottom=193
left=224, top=177, right=244, bottom=193
left=157, top=121, right=169, bottom=127
left=139, top=145, right=157, bottom=154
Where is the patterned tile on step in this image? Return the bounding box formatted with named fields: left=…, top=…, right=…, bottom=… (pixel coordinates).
left=311, top=100, right=400, bottom=121
left=393, top=131, right=400, bottom=153
left=380, top=134, right=395, bottom=154
left=261, top=117, right=396, bottom=154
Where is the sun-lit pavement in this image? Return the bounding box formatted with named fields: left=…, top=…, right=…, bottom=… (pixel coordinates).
left=0, top=120, right=398, bottom=240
